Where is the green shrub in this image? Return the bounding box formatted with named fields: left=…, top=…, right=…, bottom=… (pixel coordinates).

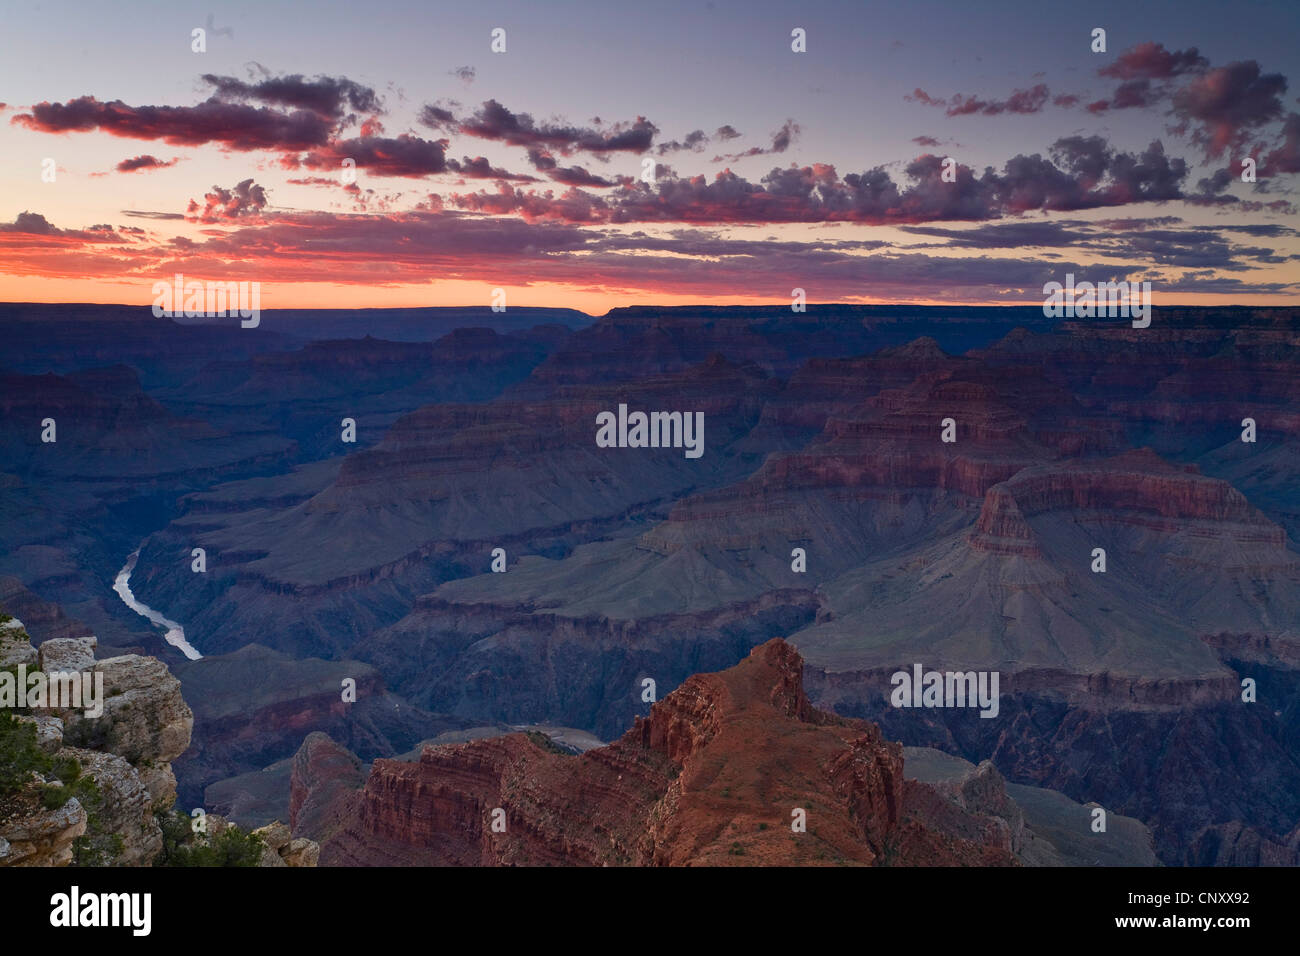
left=152, top=809, right=265, bottom=867
left=0, top=712, right=52, bottom=800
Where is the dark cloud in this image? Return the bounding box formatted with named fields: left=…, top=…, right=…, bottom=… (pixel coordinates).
left=901, top=219, right=1293, bottom=272
left=201, top=73, right=380, bottom=117
left=547, top=165, right=618, bottom=188
left=450, top=66, right=475, bottom=84
left=426, top=98, right=658, bottom=154
left=656, top=129, right=710, bottom=154
left=447, top=155, right=538, bottom=182
left=453, top=136, right=1190, bottom=226
left=115, top=154, right=177, bottom=172
left=291, top=134, right=451, bottom=177
left=1080, top=45, right=1291, bottom=164
left=1171, top=61, right=1288, bottom=157
left=655, top=126, right=748, bottom=156
left=418, top=105, right=456, bottom=128
left=712, top=119, right=799, bottom=161
left=900, top=221, right=1082, bottom=248
left=450, top=184, right=612, bottom=223
left=13, top=95, right=334, bottom=150
left=1087, top=78, right=1157, bottom=113
left=526, top=147, right=557, bottom=170
left=1188, top=166, right=1237, bottom=205
left=0, top=212, right=123, bottom=242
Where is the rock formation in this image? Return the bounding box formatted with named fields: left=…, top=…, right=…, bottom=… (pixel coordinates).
left=0, top=618, right=192, bottom=866
left=292, top=639, right=1153, bottom=866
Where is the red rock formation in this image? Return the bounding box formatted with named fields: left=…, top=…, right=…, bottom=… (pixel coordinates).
left=968, top=449, right=1286, bottom=556
left=300, top=639, right=1017, bottom=866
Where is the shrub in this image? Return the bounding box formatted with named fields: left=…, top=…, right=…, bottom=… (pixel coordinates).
left=153, top=809, right=265, bottom=867
left=0, top=712, right=53, bottom=800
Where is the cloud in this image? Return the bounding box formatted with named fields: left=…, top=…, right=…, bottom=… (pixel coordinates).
left=547, top=165, right=618, bottom=187
left=526, top=147, right=557, bottom=170
left=418, top=104, right=456, bottom=128
left=1098, top=42, right=1208, bottom=80
left=906, top=89, right=945, bottom=108
left=1264, top=112, right=1300, bottom=174
left=201, top=72, right=381, bottom=117
left=657, top=129, right=709, bottom=154
left=423, top=98, right=658, bottom=154
left=903, top=219, right=1294, bottom=271
left=1087, top=78, right=1157, bottom=113
left=453, top=137, right=1191, bottom=226
left=289, top=134, right=451, bottom=177
left=450, top=66, right=475, bottom=84
left=121, top=210, right=186, bottom=220
left=13, top=95, right=334, bottom=150
left=451, top=184, right=612, bottom=223
left=1172, top=60, right=1289, bottom=158
left=712, top=119, right=799, bottom=161
left=186, top=179, right=269, bottom=222
left=115, top=154, right=178, bottom=172
left=4, top=207, right=1294, bottom=300
left=899, top=221, right=1082, bottom=248
left=909, top=84, right=1051, bottom=116
left=0, top=211, right=122, bottom=240
left=447, top=155, right=538, bottom=182
left=656, top=126, right=746, bottom=155
left=1079, top=45, right=1291, bottom=162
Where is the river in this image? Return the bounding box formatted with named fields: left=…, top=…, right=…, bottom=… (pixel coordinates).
left=113, top=550, right=203, bottom=660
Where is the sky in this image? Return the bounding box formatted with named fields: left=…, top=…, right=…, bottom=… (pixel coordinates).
left=2, top=0, right=1298, bottom=313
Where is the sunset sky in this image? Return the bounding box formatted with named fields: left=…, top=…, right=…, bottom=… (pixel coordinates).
left=2, top=0, right=1298, bottom=313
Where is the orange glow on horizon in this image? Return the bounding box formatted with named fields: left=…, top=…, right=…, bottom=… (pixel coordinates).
left=0, top=274, right=1291, bottom=314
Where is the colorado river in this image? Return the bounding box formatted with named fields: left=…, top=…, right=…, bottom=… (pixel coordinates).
left=113, top=550, right=202, bottom=660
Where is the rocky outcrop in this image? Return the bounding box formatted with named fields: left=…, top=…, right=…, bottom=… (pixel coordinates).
left=0, top=622, right=193, bottom=866
left=252, top=820, right=319, bottom=867
left=289, top=732, right=368, bottom=842
left=296, top=640, right=1022, bottom=866
left=43, top=637, right=194, bottom=809
left=0, top=788, right=86, bottom=867
left=61, top=748, right=161, bottom=866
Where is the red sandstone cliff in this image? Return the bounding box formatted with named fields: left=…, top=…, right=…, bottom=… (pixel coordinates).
left=294, top=639, right=1018, bottom=866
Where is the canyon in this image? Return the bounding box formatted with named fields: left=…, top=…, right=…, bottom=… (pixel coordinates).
left=2, top=302, right=1298, bottom=865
